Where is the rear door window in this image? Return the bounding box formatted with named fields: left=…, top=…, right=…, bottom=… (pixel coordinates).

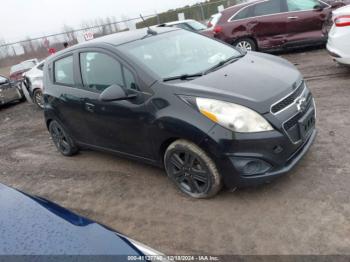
left=232, top=6, right=254, bottom=20
left=253, top=0, right=283, bottom=16
left=54, top=56, right=74, bottom=86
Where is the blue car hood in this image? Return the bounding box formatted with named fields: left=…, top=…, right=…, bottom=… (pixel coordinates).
left=0, top=184, right=143, bottom=256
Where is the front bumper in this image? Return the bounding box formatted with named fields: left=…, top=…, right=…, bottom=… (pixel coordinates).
left=200, top=87, right=317, bottom=188
left=232, top=129, right=317, bottom=187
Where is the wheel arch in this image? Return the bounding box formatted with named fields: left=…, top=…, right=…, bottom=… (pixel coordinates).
left=233, top=36, right=258, bottom=51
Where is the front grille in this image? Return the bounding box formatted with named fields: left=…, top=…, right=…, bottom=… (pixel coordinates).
left=283, top=94, right=314, bottom=143
left=271, top=81, right=305, bottom=114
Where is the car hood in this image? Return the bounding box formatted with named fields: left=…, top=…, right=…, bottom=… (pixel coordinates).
left=173, top=52, right=302, bottom=114
left=0, top=184, right=145, bottom=256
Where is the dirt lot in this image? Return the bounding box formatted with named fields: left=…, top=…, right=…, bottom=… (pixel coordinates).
left=0, top=48, right=350, bottom=255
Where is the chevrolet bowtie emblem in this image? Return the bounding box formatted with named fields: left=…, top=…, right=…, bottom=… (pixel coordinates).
left=296, top=97, right=307, bottom=113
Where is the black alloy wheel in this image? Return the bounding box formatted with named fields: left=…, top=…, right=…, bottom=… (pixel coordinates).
left=49, top=120, right=78, bottom=156
left=165, top=140, right=222, bottom=198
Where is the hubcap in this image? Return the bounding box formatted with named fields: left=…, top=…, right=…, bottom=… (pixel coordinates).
left=35, top=91, right=44, bottom=108
left=236, top=41, right=252, bottom=52
left=168, top=151, right=210, bottom=194
left=50, top=123, right=70, bottom=154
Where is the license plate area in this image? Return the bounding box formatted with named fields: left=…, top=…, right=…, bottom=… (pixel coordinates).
left=298, top=108, right=315, bottom=140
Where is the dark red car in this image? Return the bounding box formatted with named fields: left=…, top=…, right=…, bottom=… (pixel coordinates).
left=202, top=0, right=350, bottom=51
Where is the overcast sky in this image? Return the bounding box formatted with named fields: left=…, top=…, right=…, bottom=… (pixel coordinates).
left=0, top=0, right=202, bottom=42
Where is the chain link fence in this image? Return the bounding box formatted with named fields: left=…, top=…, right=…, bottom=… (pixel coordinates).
left=0, top=0, right=242, bottom=70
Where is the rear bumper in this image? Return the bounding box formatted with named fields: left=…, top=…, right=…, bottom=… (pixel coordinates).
left=327, top=27, right=350, bottom=65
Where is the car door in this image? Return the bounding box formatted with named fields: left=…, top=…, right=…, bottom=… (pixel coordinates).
left=285, top=0, right=330, bottom=43
left=250, top=0, right=290, bottom=49
left=77, top=50, right=153, bottom=159
left=50, top=54, right=90, bottom=142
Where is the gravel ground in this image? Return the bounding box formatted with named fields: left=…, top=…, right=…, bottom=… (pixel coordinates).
left=0, top=48, right=350, bottom=255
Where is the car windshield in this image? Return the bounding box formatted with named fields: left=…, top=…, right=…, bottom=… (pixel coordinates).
left=187, top=21, right=207, bottom=31
left=10, top=64, right=24, bottom=74
left=118, top=30, right=242, bottom=79
left=21, top=61, right=36, bottom=70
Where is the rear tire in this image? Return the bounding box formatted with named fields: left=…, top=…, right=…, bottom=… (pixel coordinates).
left=49, top=120, right=78, bottom=156
left=33, top=89, right=44, bottom=109
left=234, top=38, right=257, bottom=52
left=164, top=139, right=222, bottom=199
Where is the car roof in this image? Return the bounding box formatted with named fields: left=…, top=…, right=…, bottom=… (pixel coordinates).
left=47, top=27, right=181, bottom=60
left=78, top=27, right=179, bottom=47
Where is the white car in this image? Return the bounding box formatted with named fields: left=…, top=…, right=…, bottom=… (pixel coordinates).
left=207, top=13, right=221, bottom=29
left=22, top=61, right=45, bottom=109
left=327, top=5, right=350, bottom=65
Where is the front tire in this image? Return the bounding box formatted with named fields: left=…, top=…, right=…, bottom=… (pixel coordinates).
left=49, top=120, right=78, bottom=156
left=164, top=140, right=222, bottom=199
left=234, top=38, right=257, bottom=52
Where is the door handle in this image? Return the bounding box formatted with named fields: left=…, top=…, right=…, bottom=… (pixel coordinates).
left=85, top=102, right=95, bottom=113
left=288, top=16, right=299, bottom=20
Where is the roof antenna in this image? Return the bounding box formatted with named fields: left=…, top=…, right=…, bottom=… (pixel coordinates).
left=140, top=14, right=157, bottom=35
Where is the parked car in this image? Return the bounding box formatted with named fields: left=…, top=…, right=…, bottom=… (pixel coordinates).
left=157, top=19, right=207, bottom=32
left=202, top=13, right=223, bottom=38
left=202, top=0, right=350, bottom=52
left=9, top=58, right=39, bottom=81
left=22, top=60, right=45, bottom=109
left=0, top=183, right=166, bottom=258
left=327, top=4, right=350, bottom=65
left=0, top=75, right=24, bottom=106
left=207, top=13, right=222, bottom=28
left=43, top=27, right=316, bottom=199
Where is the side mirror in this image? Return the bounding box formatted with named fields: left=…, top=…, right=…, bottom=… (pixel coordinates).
left=314, top=4, right=324, bottom=11
left=99, top=84, right=136, bottom=102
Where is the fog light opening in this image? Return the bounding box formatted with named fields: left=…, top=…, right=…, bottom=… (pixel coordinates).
left=232, top=158, right=272, bottom=176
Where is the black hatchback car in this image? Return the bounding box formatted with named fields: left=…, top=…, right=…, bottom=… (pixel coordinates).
left=44, top=27, right=316, bottom=198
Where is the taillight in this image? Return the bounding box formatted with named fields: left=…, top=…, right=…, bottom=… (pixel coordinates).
left=334, top=15, right=350, bottom=27
left=213, top=25, right=223, bottom=34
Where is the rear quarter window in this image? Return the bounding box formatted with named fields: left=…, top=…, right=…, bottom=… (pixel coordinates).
left=231, top=6, right=254, bottom=21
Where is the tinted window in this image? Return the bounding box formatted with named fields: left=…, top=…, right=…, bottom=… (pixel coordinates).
left=233, top=6, right=254, bottom=20
left=186, top=21, right=207, bottom=31
left=37, top=63, right=44, bottom=71
left=174, top=23, right=193, bottom=31
left=254, top=0, right=282, bottom=16
left=287, top=0, right=320, bottom=11
left=54, top=56, right=74, bottom=86
left=80, top=52, right=123, bottom=92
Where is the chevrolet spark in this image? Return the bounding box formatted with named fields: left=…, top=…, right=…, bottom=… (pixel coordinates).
left=44, top=28, right=316, bottom=198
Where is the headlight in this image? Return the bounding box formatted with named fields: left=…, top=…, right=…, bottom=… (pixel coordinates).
left=196, top=97, right=273, bottom=133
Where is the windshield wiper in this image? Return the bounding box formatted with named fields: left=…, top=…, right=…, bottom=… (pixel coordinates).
left=204, top=55, right=244, bottom=75
left=163, top=73, right=203, bottom=82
